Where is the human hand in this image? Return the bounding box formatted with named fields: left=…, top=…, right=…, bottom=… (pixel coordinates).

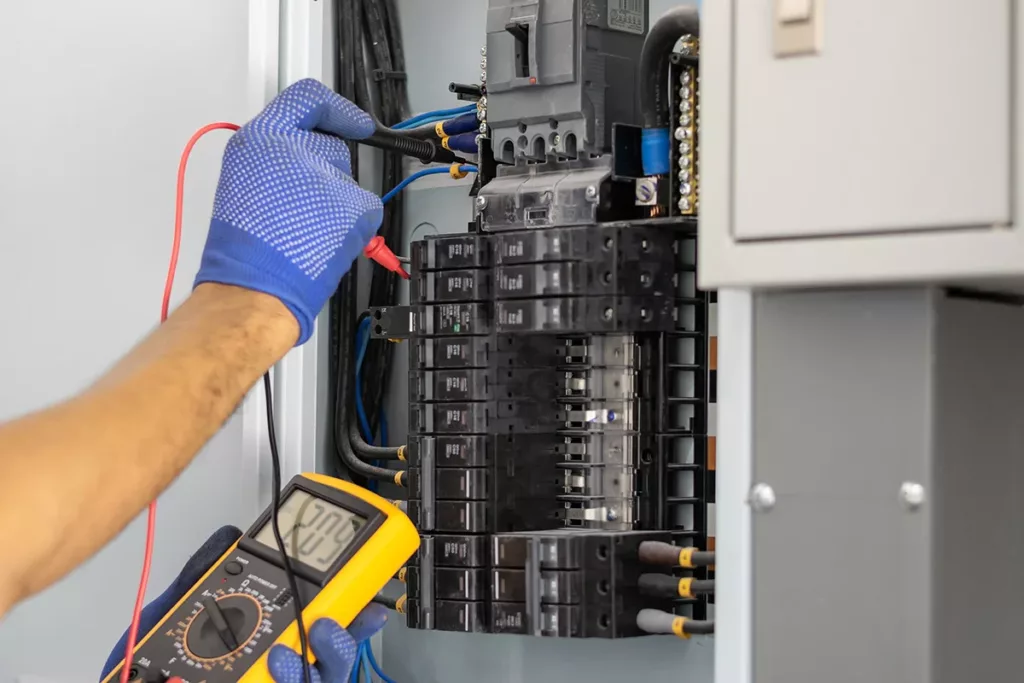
left=266, top=605, right=389, bottom=683
left=194, top=78, right=383, bottom=344
left=100, top=525, right=243, bottom=681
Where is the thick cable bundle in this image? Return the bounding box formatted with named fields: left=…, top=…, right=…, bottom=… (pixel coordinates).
left=331, top=0, right=410, bottom=481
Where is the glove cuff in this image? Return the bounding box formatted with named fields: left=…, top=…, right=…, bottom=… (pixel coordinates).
left=194, top=219, right=316, bottom=344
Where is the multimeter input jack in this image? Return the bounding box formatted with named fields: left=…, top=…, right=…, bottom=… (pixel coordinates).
left=125, top=664, right=167, bottom=683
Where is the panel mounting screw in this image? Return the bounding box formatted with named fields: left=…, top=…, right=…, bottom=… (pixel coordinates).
left=602, top=307, right=614, bottom=321
left=481, top=46, right=487, bottom=56
left=899, top=482, right=926, bottom=511
left=475, top=196, right=488, bottom=210
left=607, top=510, right=618, bottom=521
left=585, top=185, right=599, bottom=200
left=748, top=483, right=776, bottom=512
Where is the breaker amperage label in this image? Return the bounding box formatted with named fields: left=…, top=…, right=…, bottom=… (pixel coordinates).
left=414, top=337, right=489, bottom=369
left=608, top=0, right=645, bottom=35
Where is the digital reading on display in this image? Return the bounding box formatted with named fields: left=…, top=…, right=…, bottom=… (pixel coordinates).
left=253, top=489, right=367, bottom=571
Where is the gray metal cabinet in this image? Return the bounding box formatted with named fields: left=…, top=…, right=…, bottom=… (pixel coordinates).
left=699, top=0, right=1024, bottom=289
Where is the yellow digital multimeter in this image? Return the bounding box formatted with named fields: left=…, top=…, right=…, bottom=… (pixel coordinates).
left=103, top=473, right=419, bottom=683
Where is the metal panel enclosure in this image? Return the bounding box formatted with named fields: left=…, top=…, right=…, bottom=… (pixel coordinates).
left=931, top=295, right=1024, bottom=683
left=752, top=289, right=933, bottom=682
left=732, top=0, right=1011, bottom=240
left=750, top=289, right=1024, bottom=683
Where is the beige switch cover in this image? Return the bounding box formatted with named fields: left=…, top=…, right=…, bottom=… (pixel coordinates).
left=778, top=0, right=813, bottom=22
left=775, top=0, right=822, bottom=57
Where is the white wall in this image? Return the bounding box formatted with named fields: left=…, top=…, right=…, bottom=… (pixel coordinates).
left=0, top=2, right=262, bottom=679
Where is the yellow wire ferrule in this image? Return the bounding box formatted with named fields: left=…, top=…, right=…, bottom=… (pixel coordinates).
left=678, top=577, right=694, bottom=598
left=397, top=444, right=407, bottom=461
left=395, top=594, right=408, bottom=614
left=679, top=547, right=695, bottom=568
left=435, top=120, right=446, bottom=137
left=449, top=162, right=469, bottom=179
left=671, top=616, right=691, bottom=639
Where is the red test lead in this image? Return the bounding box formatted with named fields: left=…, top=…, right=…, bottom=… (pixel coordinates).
left=364, top=236, right=409, bottom=279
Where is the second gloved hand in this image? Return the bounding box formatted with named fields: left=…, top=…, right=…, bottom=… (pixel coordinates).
left=194, top=78, right=383, bottom=344
left=267, top=605, right=389, bottom=683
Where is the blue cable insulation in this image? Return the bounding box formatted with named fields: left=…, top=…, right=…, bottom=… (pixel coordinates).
left=394, top=113, right=453, bottom=130
left=392, top=104, right=476, bottom=130
left=350, top=641, right=365, bottom=682
left=444, top=132, right=479, bottom=154
left=441, top=112, right=481, bottom=136
left=381, top=165, right=478, bottom=205
left=355, top=317, right=373, bottom=443
left=378, top=410, right=388, bottom=448
left=365, top=642, right=399, bottom=683
left=354, top=318, right=376, bottom=492
left=361, top=645, right=373, bottom=683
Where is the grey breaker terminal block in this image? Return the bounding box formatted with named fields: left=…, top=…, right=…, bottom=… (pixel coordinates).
left=485, top=0, right=647, bottom=164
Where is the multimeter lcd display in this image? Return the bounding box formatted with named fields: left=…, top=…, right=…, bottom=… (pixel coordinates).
left=252, top=489, right=367, bottom=571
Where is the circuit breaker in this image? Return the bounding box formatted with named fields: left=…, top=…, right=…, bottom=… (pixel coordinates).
left=368, top=0, right=716, bottom=639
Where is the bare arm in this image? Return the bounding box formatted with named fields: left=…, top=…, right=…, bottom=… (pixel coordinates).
left=0, top=283, right=297, bottom=617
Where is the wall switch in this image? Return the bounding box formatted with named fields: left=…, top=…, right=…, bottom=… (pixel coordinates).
left=778, top=0, right=813, bottom=23
left=774, top=0, right=822, bottom=57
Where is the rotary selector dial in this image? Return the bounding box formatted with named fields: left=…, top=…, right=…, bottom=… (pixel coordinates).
left=181, top=593, right=265, bottom=664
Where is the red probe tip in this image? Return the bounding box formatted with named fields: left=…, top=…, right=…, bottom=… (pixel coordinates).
left=363, top=236, right=410, bottom=279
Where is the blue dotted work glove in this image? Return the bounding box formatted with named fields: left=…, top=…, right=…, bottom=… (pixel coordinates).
left=266, top=605, right=389, bottom=683
left=194, top=78, right=383, bottom=344
left=100, top=525, right=244, bottom=680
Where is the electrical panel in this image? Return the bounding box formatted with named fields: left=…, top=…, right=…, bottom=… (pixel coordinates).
left=368, top=0, right=714, bottom=639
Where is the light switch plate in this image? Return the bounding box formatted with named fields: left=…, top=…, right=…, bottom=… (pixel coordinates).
left=778, top=0, right=813, bottom=23
left=774, top=0, right=822, bottom=57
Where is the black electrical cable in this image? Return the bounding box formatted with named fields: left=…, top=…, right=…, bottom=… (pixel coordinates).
left=372, top=592, right=399, bottom=610
left=332, top=0, right=366, bottom=485
left=348, top=415, right=405, bottom=460
left=638, top=541, right=714, bottom=568
left=363, top=125, right=465, bottom=164
left=638, top=574, right=715, bottom=599
left=685, top=551, right=715, bottom=569
left=449, top=82, right=484, bottom=99
left=332, top=0, right=414, bottom=474
left=402, top=123, right=442, bottom=139
left=332, top=269, right=404, bottom=483
left=349, top=415, right=407, bottom=484
left=263, top=373, right=312, bottom=683
left=636, top=609, right=715, bottom=638
left=360, top=0, right=410, bottom=434
left=683, top=620, right=715, bottom=636
left=383, top=0, right=409, bottom=119
left=639, top=6, right=700, bottom=130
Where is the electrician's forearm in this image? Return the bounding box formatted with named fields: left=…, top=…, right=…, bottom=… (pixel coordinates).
left=0, top=283, right=298, bottom=617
